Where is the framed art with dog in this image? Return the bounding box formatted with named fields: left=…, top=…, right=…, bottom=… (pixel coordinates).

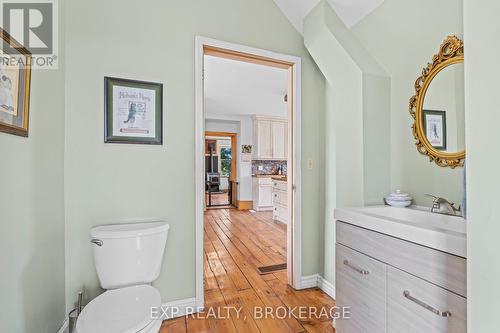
left=0, top=28, right=32, bottom=137
left=104, top=77, right=163, bottom=144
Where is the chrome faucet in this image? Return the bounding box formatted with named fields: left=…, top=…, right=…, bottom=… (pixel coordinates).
left=425, top=194, right=462, bottom=216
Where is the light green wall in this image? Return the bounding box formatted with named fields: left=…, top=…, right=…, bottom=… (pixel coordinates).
left=64, top=0, right=326, bottom=308
left=463, top=0, right=500, bottom=330
left=351, top=0, right=464, bottom=205
left=363, top=73, right=391, bottom=205
left=304, top=1, right=391, bottom=285
left=305, top=3, right=364, bottom=285
left=0, top=6, right=66, bottom=332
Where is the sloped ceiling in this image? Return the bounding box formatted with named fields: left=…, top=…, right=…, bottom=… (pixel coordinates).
left=273, top=0, right=384, bottom=33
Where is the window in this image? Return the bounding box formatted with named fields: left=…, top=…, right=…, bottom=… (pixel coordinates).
left=220, top=147, right=232, bottom=177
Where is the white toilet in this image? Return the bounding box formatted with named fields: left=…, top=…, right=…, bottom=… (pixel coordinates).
left=76, top=221, right=170, bottom=333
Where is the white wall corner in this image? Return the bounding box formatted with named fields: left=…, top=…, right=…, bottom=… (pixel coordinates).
left=317, top=275, right=336, bottom=299
left=299, top=274, right=320, bottom=289
left=299, top=274, right=336, bottom=299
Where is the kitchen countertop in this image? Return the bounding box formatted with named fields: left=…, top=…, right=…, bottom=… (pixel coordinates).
left=252, top=174, right=287, bottom=180
left=334, top=205, right=467, bottom=257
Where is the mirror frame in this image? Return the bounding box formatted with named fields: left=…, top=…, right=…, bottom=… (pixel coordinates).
left=409, top=36, right=465, bottom=168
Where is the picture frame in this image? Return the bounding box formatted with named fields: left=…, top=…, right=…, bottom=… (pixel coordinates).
left=104, top=77, right=163, bottom=144
left=241, top=145, right=252, bottom=162
left=241, top=145, right=252, bottom=154
left=423, top=109, right=447, bottom=150
left=0, top=28, right=32, bottom=137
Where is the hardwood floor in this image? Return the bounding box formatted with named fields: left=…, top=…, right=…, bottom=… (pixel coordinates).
left=161, top=209, right=336, bottom=333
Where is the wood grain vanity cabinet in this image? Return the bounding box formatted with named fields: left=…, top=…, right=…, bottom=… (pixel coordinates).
left=336, top=243, right=386, bottom=333
left=335, top=221, right=467, bottom=333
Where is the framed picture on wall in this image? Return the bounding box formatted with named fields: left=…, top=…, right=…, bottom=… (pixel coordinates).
left=241, top=145, right=252, bottom=162
left=104, top=77, right=163, bottom=144
left=423, top=109, right=447, bottom=150
left=0, top=28, right=32, bottom=137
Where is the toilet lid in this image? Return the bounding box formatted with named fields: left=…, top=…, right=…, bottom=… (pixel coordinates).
left=76, top=285, right=161, bottom=333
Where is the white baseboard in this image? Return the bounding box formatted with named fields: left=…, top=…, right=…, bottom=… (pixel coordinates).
left=317, top=276, right=336, bottom=299
left=57, top=319, right=68, bottom=333
left=161, top=297, right=200, bottom=319
left=299, top=274, right=320, bottom=289
left=299, top=274, right=336, bottom=299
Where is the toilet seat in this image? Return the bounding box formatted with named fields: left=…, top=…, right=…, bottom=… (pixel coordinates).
left=76, top=284, right=161, bottom=333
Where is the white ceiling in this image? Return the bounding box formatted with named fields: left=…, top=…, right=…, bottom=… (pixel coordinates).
left=204, top=55, right=288, bottom=118
left=273, top=0, right=385, bottom=33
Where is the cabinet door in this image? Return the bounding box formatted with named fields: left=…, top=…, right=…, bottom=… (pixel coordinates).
left=271, top=121, right=287, bottom=159
left=259, top=184, right=273, bottom=207
left=335, top=244, right=386, bottom=333
left=256, top=120, right=272, bottom=158
left=387, top=267, right=466, bottom=333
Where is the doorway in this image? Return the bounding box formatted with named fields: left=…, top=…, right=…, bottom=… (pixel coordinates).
left=205, top=131, right=237, bottom=208
left=195, top=37, right=302, bottom=308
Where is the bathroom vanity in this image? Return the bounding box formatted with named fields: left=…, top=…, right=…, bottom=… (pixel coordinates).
left=334, top=206, right=467, bottom=333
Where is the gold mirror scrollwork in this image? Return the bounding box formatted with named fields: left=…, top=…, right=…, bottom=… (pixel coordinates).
left=409, top=36, right=465, bottom=168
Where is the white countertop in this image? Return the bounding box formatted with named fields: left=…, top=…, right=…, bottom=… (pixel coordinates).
left=334, top=205, right=467, bottom=257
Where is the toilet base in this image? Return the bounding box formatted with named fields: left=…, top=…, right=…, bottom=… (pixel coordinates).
left=138, top=319, right=162, bottom=333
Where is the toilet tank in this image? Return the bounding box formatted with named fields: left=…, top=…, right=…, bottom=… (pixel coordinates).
left=90, top=221, right=169, bottom=289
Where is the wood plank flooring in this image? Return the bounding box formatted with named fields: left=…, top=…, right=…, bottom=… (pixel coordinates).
left=161, top=209, right=336, bottom=333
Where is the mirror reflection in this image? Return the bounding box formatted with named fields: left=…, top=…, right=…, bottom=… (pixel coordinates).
left=422, top=63, right=465, bottom=152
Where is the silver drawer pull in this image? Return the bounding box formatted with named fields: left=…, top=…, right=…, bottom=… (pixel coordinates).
left=91, top=238, right=103, bottom=246
left=403, top=290, right=451, bottom=317
left=343, top=260, right=369, bottom=275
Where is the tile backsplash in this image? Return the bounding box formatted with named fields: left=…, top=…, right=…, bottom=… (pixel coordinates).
left=252, top=160, right=287, bottom=175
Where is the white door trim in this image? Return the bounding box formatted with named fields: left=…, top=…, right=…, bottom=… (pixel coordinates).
left=194, top=36, right=302, bottom=308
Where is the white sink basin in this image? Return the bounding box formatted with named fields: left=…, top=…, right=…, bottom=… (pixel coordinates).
left=334, top=205, right=467, bottom=257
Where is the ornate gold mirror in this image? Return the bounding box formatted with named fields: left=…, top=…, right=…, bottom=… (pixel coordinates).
left=409, top=36, right=465, bottom=168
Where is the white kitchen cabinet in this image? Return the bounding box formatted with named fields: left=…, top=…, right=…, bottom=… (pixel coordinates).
left=271, top=121, right=287, bottom=159
left=272, top=179, right=288, bottom=223
left=254, top=119, right=272, bottom=159
left=253, top=116, right=287, bottom=160
left=252, top=177, right=273, bottom=211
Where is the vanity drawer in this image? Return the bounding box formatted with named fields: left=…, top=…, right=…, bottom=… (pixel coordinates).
left=335, top=244, right=386, bottom=333
left=388, top=266, right=466, bottom=333
left=337, top=221, right=467, bottom=297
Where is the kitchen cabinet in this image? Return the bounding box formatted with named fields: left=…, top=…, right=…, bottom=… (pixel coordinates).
left=271, top=121, right=287, bottom=159
left=272, top=179, right=288, bottom=223
left=253, top=115, right=287, bottom=160
left=252, top=177, right=273, bottom=211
